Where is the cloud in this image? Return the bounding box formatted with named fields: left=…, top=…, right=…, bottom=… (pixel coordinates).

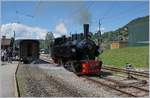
left=54, top=22, right=68, bottom=38
left=1, top=23, right=48, bottom=39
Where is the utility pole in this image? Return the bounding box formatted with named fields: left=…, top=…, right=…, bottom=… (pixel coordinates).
left=70, top=32, right=72, bottom=37
left=97, top=19, right=103, bottom=54
left=13, top=30, right=15, bottom=40
left=97, top=19, right=102, bottom=46
left=11, top=30, right=16, bottom=51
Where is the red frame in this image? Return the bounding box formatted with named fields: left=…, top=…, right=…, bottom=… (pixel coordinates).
left=52, top=58, right=102, bottom=75
left=80, top=60, right=102, bottom=75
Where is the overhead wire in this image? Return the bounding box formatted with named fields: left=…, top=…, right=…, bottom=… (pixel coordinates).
left=90, top=2, right=148, bottom=33
left=64, top=1, right=147, bottom=34
left=90, top=2, right=115, bottom=33
left=91, top=2, right=147, bottom=24
left=100, top=2, right=147, bottom=22
left=101, top=8, right=148, bottom=30
left=13, top=1, right=148, bottom=34
left=33, top=0, right=42, bottom=18
left=16, top=11, right=34, bottom=18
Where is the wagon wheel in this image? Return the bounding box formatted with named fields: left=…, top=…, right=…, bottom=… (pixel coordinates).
left=58, top=59, right=63, bottom=66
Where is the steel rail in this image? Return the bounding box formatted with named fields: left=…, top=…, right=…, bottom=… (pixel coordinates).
left=102, top=66, right=149, bottom=78
left=15, top=62, right=21, bottom=97
left=103, top=66, right=149, bottom=75
left=102, top=77, right=149, bottom=92
left=85, top=77, right=138, bottom=97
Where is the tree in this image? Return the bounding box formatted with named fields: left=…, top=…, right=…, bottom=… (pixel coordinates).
left=39, top=40, right=46, bottom=49
left=45, top=32, right=54, bottom=55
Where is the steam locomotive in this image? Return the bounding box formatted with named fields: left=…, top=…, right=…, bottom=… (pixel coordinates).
left=51, top=24, right=102, bottom=75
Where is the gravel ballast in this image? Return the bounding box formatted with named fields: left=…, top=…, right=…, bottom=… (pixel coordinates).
left=17, top=62, right=135, bottom=97
left=17, top=64, right=81, bottom=97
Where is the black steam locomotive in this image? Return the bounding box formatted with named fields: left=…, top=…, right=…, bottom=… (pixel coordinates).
left=51, top=24, right=102, bottom=75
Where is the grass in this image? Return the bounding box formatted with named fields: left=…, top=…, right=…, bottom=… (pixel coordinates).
left=99, top=45, right=149, bottom=68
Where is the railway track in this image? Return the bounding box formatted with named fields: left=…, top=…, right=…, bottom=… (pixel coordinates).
left=17, top=58, right=149, bottom=97
left=102, top=66, right=149, bottom=78
left=102, top=77, right=149, bottom=92
left=84, top=76, right=149, bottom=97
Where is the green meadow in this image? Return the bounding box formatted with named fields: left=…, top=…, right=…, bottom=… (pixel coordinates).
left=100, top=45, right=149, bottom=68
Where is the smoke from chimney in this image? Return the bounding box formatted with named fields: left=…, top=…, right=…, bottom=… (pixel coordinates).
left=78, top=7, right=91, bottom=24
left=71, top=3, right=91, bottom=25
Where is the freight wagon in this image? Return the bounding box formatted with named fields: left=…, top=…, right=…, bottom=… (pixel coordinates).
left=19, top=39, right=40, bottom=64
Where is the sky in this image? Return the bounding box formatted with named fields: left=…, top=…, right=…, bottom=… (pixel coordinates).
left=1, top=0, right=149, bottom=39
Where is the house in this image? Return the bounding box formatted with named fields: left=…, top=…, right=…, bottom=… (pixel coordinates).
left=1, top=36, right=11, bottom=49
left=111, top=41, right=128, bottom=49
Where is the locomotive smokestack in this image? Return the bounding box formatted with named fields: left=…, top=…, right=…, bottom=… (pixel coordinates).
left=83, top=24, right=89, bottom=39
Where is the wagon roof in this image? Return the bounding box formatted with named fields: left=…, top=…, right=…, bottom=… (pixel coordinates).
left=19, top=39, right=40, bottom=44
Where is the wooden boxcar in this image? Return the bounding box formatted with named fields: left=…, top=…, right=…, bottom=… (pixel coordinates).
left=19, top=39, right=39, bottom=64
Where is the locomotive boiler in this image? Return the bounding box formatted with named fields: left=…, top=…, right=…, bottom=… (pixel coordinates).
left=51, top=24, right=102, bottom=75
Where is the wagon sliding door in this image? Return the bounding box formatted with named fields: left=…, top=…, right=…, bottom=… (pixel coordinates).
left=32, top=42, right=39, bottom=59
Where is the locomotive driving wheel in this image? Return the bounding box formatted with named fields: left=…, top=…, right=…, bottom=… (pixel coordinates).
left=65, top=61, right=76, bottom=72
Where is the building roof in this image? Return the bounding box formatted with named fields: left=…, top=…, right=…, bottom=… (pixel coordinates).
left=111, top=41, right=128, bottom=43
